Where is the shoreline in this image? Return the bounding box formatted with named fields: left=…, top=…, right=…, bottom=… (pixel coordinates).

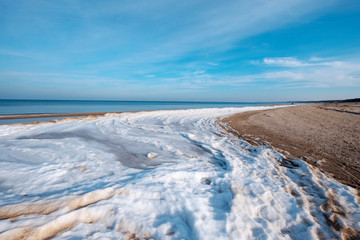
left=0, top=105, right=360, bottom=238
left=0, top=112, right=125, bottom=120
left=2, top=104, right=360, bottom=191
left=221, top=102, right=360, bottom=191
left=0, top=105, right=281, bottom=124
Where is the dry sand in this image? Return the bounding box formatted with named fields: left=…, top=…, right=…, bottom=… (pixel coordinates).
left=221, top=103, right=360, bottom=190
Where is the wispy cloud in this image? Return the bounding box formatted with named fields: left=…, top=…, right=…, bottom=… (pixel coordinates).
left=261, top=57, right=351, bottom=68
left=0, top=49, right=41, bottom=58
left=147, top=0, right=340, bottom=61
left=263, top=57, right=312, bottom=67
left=247, top=57, right=360, bottom=87
left=0, top=0, right=341, bottom=64
left=0, top=71, right=134, bottom=88
left=146, top=56, right=360, bottom=89
left=1, top=0, right=359, bottom=101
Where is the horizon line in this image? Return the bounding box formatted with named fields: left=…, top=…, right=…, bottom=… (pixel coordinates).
left=0, top=98, right=345, bottom=104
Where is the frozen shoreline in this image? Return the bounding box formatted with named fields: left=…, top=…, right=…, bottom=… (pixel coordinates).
left=0, top=112, right=118, bottom=120
left=222, top=103, right=360, bottom=191
left=0, top=106, right=359, bottom=239
left=0, top=112, right=127, bottom=125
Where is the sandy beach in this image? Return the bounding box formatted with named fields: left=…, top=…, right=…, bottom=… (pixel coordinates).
left=2, top=0, right=359, bottom=238
left=0, top=106, right=360, bottom=239
left=221, top=102, right=360, bottom=191
left=2, top=104, right=360, bottom=191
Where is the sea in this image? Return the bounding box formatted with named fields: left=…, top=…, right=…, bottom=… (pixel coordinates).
left=0, top=99, right=286, bottom=124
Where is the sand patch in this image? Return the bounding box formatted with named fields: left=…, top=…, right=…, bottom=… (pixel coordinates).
left=0, top=188, right=125, bottom=239
left=221, top=103, right=360, bottom=190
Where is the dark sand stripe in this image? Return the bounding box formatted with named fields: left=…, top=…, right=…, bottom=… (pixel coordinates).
left=0, top=112, right=125, bottom=120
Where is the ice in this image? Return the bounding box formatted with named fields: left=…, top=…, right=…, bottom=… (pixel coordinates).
left=0, top=107, right=359, bottom=239
left=147, top=152, right=158, bottom=159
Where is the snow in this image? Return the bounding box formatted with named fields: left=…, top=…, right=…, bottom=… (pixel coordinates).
left=0, top=107, right=359, bottom=239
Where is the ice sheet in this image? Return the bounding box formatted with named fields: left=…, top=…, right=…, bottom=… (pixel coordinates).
left=0, top=107, right=359, bottom=239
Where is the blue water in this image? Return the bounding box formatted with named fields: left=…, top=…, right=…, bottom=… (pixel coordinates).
left=0, top=99, right=286, bottom=124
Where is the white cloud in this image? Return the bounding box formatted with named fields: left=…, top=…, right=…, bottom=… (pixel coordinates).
left=308, top=57, right=329, bottom=62
left=0, top=71, right=132, bottom=86
left=47, top=0, right=341, bottom=64
left=160, top=0, right=339, bottom=57
left=250, top=57, right=360, bottom=87
left=263, top=57, right=311, bottom=67
left=263, top=71, right=305, bottom=80
left=120, top=57, right=360, bottom=89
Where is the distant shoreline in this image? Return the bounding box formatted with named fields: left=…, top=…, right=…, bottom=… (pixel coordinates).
left=0, top=100, right=285, bottom=123
left=0, top=97, right=358, bottom=104
left=1, top=98, right=358, bottom=122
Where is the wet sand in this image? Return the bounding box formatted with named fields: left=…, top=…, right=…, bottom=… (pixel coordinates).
left=221, top=103, right=360, bottom=190
left=0, top=111, right=140, bottom=125
left=0, top=112, right=124, bottom=120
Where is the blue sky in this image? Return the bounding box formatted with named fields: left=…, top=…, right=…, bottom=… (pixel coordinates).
left=0, top=0, right=359, bottom=101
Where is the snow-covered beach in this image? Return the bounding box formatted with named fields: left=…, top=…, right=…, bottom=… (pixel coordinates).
left=0, top=107, right=359, bottom=239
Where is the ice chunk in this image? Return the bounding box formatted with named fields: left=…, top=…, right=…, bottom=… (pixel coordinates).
left=147, top=152, right=158, bottom=159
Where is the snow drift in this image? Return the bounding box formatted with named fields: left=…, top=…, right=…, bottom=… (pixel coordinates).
left=0, top=107, right=359, bottom=239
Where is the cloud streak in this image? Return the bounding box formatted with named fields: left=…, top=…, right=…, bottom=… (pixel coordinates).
left=247, top=57, right=360, bottom=87
left=263, top=57, right=312, bottom=67
left=0, top=0, right=341, bottom=64
left=0, top=0, right=359, bottom=101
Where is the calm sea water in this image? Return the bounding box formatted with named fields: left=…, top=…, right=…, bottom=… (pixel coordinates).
left=0, top=99, right=285, bottom=124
